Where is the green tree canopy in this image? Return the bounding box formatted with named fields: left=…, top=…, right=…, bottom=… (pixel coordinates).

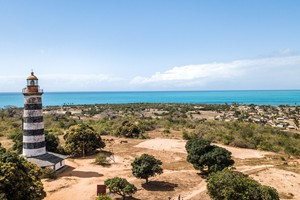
left=207, top=168, right=279, bottom=200
left=104, top=177, right=137, bottom=200
left=0, top=146, right=46, bottom=200
left=131, top=153, right=163, bottom=183
left=45, top=131, right=59, bottom=152
left=64, top=124, right=105, bottom=157
left=186, top=138, right=234, bottom=172
left=115, top=120, right=144, bottom=138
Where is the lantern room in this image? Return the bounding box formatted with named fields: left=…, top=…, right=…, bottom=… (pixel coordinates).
left=22, top=71, right=43, bottom=95
left=27, top=72, right=39, bottom=86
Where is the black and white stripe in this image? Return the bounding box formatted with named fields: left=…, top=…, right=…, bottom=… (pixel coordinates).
left=23, top=95, right=46, bottom=157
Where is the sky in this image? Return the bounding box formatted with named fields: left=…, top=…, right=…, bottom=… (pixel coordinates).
left=0, top=0, right=300, bottom=92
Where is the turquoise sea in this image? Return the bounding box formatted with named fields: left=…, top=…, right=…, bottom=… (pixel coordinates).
left=0, top=90, right=300, bottom=108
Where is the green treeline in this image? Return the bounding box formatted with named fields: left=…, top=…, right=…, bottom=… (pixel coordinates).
left=184, top=121, right=300, bottom=156
left=1, top=103, right=300, bottom=156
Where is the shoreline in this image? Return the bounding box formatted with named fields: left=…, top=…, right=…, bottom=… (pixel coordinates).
left=1, top=90, right=300, bottom=108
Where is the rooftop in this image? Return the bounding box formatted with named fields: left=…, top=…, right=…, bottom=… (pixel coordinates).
left=27, top=72, right=38, bottom=80
left=26, top=152, right=68, bottom=167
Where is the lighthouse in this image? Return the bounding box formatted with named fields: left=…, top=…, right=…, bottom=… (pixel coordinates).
left=22, top=72, right=46, bottom=157
left=22, top=72, right=66, bottom=170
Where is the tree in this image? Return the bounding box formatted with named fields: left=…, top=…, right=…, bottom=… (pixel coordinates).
left=115, top=120, right=144, bottom=138
left=131, top=154, right=163, bottom=183
left=104, top=177, right=137, bottom=200
left=64, top=124, right=105, bottom=157
left=45, top=131, right=59, bottom=152
left=207, top=168, right=279, bottom=200
left=186, top=138, right=234, bottom=172
left=0, top=146, right=46, bottom=200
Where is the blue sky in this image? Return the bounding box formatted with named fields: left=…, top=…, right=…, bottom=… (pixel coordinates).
left=0, top=0, right=300, bottom=92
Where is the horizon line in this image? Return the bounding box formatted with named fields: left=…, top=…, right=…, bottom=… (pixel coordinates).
left=1, top=89, right=300, bottom=94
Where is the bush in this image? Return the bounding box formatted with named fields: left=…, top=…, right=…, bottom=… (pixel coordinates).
left=104, top=177, right=137, bottom=200
left=95, top=152, right=110, bottom=166
left=162, top=129, right=170, bottom=134
left=207, top=169, right=279, bottom=200
left=40, top=168, right=57, bottom=179
left=0, top=146, right=46, bottom=200
left=229, top=138, right=255, bottom=149
left=96, top=194, right=112, bottom=200
left=115, top=120, right=144, bottom=138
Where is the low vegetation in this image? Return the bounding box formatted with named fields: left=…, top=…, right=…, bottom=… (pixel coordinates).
left=96, top=194, right=112, bottom=200
left=184, top=121, right=300, bottom=156
left=95, top=152, right=110, bottom=166
left=2, top=104, right=300, bottom=157
left=0, top=103, right=299, bottom=199
left=207, top=168, right=279, bottom=200
left=0, top=144, right=46, bottom=200
left=104, top=177, right=137, bottom=200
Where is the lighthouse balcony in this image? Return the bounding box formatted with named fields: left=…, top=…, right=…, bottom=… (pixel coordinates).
left=22, top=87, right=43, bottom=95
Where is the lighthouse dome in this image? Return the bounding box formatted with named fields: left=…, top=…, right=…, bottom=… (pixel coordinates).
left=27, top=72, right=38, bottom=80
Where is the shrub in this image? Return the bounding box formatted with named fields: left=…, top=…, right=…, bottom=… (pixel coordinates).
left=207, top=168, right=279, bottom=200
left=162, top=129, right=170, bottom=134
left=0, top=146, right=46, bottom=200
left=96, top=194, right=112, bottom=200
left=95, top=152, right=110, bottom=166
left=104, top=177, right=137, bottom=200
left=40, top=168, right=57, bottom=179
left=115, top=120, right=144, bottom=138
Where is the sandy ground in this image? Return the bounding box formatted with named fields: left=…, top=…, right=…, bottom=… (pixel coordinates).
left=135, top=139, right=274, bottom=159
left=42, top=136, right=299, bottom=200
left=0, top=137, right=13, bottom=149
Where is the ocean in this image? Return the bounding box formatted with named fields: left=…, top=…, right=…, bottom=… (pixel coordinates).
left=0, top=90, right=300, bottom=108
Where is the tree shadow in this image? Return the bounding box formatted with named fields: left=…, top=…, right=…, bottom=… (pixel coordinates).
left=142, top=181, right=178, bottom=191
left=95, top=162, right=112, bottom=167
left=60, top=166, right=103, bottom=178
left=197, top=171, right=209, bottom=179
left=115, top=197, right=141, bottom=200
left=68, top=170, right=103, bottom=178
left=126, top=197, right=141, bottom=200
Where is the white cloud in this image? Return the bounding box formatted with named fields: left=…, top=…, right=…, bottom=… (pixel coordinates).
left=1, top=55, right=300, bottom=92
left=0, top=73, right=123, bottom=92
left=130, top=55, right=300, bottom=89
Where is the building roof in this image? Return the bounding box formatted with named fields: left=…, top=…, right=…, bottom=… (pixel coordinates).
left=26, top=152, right=68, bottom=167
left=27, top=72, right=38, bottom=80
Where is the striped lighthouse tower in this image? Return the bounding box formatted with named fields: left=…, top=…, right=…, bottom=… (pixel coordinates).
left=22, top=72, right=46, bottom=157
